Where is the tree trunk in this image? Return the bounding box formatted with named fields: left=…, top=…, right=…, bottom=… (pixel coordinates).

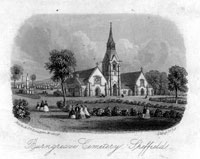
left=175, top=87, right=178, bottom=99
left=14, top=80, right=16, bottom=88
left=61, top=82, right=66, bottom=105
left=175, top=87, right=178, bottom=104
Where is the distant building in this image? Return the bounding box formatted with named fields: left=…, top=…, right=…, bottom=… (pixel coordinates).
left=65, top=22, right=154, bottom=97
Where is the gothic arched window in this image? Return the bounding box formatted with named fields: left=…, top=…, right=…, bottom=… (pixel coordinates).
left=140, top=79, right=145, bottom=87
left=112, top=61, right=117, bottom=71
left=94, top=76, right=101, bottom=84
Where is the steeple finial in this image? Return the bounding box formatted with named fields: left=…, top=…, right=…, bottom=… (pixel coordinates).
left=107, top=22, right=115, bottom=50
left=96, top=62, right=99, bottom=68
left=141, top=67, right=143, bottom=72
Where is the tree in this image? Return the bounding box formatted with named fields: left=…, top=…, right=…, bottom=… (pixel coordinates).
left=168, top=65, right=188, bottom=99
left=159, top=72, right=169, bottom=95
left=145, top=70, right=160, bottom=95
left=11, top=64, right=24, bottom=88
left=30, top=74, right=36, bottom=87
left=45, top=49, right=76, bottom=104
left=145, top=70, right=169, bottom=95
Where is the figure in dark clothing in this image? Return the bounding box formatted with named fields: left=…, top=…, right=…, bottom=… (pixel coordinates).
left=142, top=106, right=147, bottom=118
left=39, top=100, right=44, bottom=111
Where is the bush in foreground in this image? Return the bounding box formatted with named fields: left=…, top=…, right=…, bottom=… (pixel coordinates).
left=13, top=99, right=30, bottom=120
left=111, top=106, right=121, bottom=116
left=154, top=109, right=163, bottom=117
left=130, top=108, right=137, bottom=116
left=56, top=100, right=64, bottom=109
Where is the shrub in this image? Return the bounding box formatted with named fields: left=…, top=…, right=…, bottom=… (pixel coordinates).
left=137, top=111, right=143, bottom=118
left=154, top=109, right=163, bottom=117
left=146, top=103, right=152, bottom=107
left=132, top=101, right=137, bottom=105
left=123, top=100, right=129, bottom=104
left=178, top=100, right=187, bottom=104
left=53, top=90, right=63, bottom=96
left=96, top=108, right=104, bottom=116
left=56, top=100, right=64, bottom=109
left=110, top=99, right=117, bottom=103
left=12, top=99, right=30, bottom=120
left=121, top=109, right=129, bottom=116
left=112, top=106, right=121, bottom=116
left=98, top=99, right=105, bottom=103
left=84, top=100, right=89, bottom=104
left=154, top=104, right=160, bottom=108
left=150, top=110, right=154, bottom=117
left=104, top=107, right=112, bottom=116
left=130, top=108, right=137, bottom=116
left=169, top=110, right=177, bottom=119
left=62, top=104, right=72, bottom=112
left=116, top=99, right=123, bottom=103
left=91, top=108, right=98, bottom=116
left=163, top=111, right=170, bottom=118
left=168, top=105, right=174, bottom=109
left=176, top=112, right=183, bottom=119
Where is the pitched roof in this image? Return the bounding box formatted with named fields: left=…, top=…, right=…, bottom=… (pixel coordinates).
left=121, top=71, right=141, bottom=88
left=66, top=67, right=96, bottom=85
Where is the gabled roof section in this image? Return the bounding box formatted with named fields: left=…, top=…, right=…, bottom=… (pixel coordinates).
left=75, top=67, right=96, bottom=81
left=65, top=67, right=96, bottom=85
left=121, top=71, right=141, bottom=88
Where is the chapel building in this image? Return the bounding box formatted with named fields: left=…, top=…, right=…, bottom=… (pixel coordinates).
left=65, top=23, right=154, bottom=97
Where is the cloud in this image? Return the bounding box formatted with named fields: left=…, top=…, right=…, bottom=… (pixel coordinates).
left=68, top=31, right=98, bottom=70
left=70, top=31, right=97, bottom=55
left=116, top=38, right=140, bottom=72
left=137, top=39, right=186, bottom=72
left=12, top=14, right=186, bottom=79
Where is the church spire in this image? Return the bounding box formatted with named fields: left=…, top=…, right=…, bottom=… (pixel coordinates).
left=107, top=22, right=115, bottom=50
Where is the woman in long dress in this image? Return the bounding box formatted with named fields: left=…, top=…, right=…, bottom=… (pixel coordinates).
left=69, top=106, right=76, bottom=119
left=43, top=101, right=49, bottom=112
left=75, top=105, right=80, bottom=119
left=39, top=100, right=44, bottom=111
left=144, top=107, right=150, bottom=119
left=36, top=102, right=40, bottom=110
left=83, top=105, right=90, bottom=118
left=79, top=105, right=86, bottom=119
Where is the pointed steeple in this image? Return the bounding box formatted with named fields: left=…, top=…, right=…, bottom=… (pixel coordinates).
left=107, top=22, right=115, bottom=50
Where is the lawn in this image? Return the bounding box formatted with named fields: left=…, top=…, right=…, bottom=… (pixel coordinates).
left=12, top=94, right=185, bottom=132
left=28, top=106, right=181, bottom=132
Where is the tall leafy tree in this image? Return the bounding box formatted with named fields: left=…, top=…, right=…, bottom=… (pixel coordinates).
left=168, top=65, right=188, bottom=99
left=45, top=49, right=76, bottom=104
left=11, top=64, right=24, bottom=88
left=30, top=74, right=36, bottom=87
left=145, top=70, right=160, bottom=95
left=159, top=72, right=169, bottom=95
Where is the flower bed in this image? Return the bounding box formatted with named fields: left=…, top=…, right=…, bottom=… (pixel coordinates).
left=149, top=97, right=187, bottom=104
left=63, top=98, right=185, bottom=112
left=59, top=99, right=185, bottom=120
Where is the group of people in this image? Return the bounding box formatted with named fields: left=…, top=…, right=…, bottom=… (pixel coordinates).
left=142, top=106, right=150, bottom=119
left=68, top=104, right=90, bottom=119
left=36, top=100, right=49, bottom=112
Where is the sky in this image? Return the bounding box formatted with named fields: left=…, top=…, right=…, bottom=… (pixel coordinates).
left=11, top=14, right=186, bottom=80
